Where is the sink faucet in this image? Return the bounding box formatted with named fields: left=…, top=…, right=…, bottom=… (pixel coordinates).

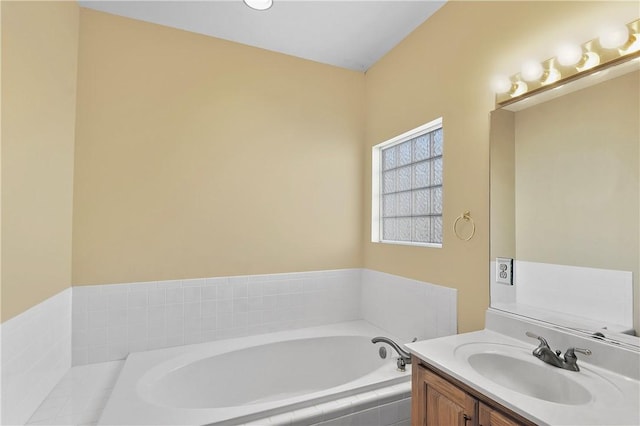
left=372, top=336, right=414, bottom=371
left=562, top=347, right=593, bottom=371
left=526, top=331, right=591, bottom=372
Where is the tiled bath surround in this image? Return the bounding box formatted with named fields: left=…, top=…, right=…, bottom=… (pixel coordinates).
left=72, top=269, right=363, bottom=365
left=3, top=268, right=456, bottom=424
left=362, top=269, right=457, bottom=343
left=1, top=289, right=72, bottom=425
left=310, top=397, right=411, bottom=426
left=72, top=269, right=457, bottom=365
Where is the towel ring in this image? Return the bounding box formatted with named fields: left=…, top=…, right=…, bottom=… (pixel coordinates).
left=453, top=211, right=475, bottom=241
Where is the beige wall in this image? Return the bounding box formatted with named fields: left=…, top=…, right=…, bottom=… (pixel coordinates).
left=489, top=109, right=515, bottom=260
left=72, top=9, right=365, bottom=285
left=363, top=1, right=639, bottom=333
left=1, top=1, right=79, bottom=322
left=3, top=1, right=638, bottom=332
left=514, top=71, right=639, bottom=331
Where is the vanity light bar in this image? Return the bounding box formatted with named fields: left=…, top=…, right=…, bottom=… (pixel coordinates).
left=495, top=19, right=640, bottom=107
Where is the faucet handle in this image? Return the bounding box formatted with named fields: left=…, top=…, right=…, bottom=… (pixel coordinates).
left=525, top=331, right=550, bottom=348
left=565, top=347, right=592, bottom=358
left=563, top=347, right=591, bottom=371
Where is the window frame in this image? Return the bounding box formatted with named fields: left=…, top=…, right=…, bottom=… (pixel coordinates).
left=371, top=117, right=443, bottom=248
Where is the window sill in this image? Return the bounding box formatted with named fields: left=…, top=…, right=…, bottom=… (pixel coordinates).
left=372, top=240, right=442, bottom=249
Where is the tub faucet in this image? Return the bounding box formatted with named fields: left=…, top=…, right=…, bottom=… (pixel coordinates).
left=372, top=336, right=414, bottom=371
left=525, top=331, right=591, bottom=372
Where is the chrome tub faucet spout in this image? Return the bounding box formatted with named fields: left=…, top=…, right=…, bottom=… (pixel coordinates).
left=372, top=336, right=414, bottom=371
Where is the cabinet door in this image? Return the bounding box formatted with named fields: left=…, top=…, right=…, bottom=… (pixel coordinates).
left=412, top=362, right=477, bottom=426
left=479, top=402, right=523, bottom=426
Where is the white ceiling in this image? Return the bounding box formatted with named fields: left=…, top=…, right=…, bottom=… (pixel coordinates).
left=78, top=0, right=446, bottom=72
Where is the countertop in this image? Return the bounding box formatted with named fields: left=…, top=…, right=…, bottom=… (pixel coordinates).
left=407, top=329, right=640, bottom=426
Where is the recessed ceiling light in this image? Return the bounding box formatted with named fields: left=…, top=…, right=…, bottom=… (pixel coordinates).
left=244, top=0, right=273, bottom=11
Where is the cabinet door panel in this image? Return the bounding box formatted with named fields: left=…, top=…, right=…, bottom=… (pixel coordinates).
left=426, top=386, right=469, bottom=426
left=479, top=402, right=523, bottom=426
left=412, top=360, right=477, bottom=426
left=413, top=359, right=536, bottom=426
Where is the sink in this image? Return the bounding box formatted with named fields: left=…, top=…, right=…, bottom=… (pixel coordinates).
left=409, top=330, right=639, bottom=425
left=466, top=352, right=591, bottom=405
left=452, top=342, right=625, bottom=406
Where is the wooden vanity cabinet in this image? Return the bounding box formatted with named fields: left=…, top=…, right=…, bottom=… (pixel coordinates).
left=411, top=356, right=535, bottom=426
left=478, top=403, right=522, bottom=426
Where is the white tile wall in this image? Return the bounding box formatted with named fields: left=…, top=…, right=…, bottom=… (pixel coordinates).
left=72, top=269, right=362, bottom=365
left=310, top=398, right=411, bottom=426
left=1, top=288, right=72, bottom=426
left=361, top=269, right=457, bottom=343
left=73, top=268, right=458, bottom=366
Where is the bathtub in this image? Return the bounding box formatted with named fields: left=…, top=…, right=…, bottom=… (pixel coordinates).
left=98, top=321, right=412, bottom=425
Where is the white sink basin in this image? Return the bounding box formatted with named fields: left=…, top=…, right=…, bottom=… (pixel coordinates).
left=453, top=342, right=622, bottom=406
left=466, top=352, right=591, bottom=405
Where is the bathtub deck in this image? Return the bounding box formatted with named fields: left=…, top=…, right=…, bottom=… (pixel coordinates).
left=26, top=361, right=124, bottom=425
left=27, top=362, right=410, bottom=426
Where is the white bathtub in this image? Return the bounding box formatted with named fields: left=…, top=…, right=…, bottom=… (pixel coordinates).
left=98, top=321, right=411, bottom=425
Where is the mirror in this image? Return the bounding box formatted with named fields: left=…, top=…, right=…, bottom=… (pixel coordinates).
left=489, top=58, right=640, bottom=348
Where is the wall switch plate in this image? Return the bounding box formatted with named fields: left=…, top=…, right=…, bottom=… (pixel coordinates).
left=496, top=257, right=513, bottom=285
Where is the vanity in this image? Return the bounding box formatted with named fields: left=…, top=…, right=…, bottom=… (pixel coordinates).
left=410, top=341, right=535, bottom=426
left=408, top=20, right=640, bottom=426
left=407, top=309, right=640, bottom=425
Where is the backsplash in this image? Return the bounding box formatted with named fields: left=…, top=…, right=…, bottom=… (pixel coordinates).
left=72, top=268, right=457, bottom=365
left=491, top=260, right=633, bottom=332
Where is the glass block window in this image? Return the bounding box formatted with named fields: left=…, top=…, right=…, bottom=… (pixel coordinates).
left=372, top=117, right=443, bottom=247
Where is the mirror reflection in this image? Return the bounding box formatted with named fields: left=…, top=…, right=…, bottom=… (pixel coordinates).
left=490, top=59, right=640, bottom=346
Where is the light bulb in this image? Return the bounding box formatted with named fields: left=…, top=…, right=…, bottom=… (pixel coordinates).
left=491, top=75, right=513, bottom=94
left=576, top=51, right=600, bottom=71
left=556, top=43, right=583, bottom=66
left=521, top=60, right=544, bottom=81
left=599, top=24, right=629, bottom=49
left=244, top=0, right=273, bottom=10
